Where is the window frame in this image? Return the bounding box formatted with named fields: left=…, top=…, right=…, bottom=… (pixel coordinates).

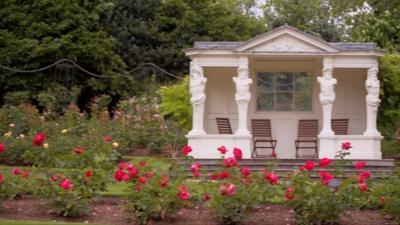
left=255, top=71, right=314, bottom=113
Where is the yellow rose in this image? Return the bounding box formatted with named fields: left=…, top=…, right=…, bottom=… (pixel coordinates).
left=4, top=131, right=12, bottom=137
left=43, top=143, right=49, bottom=149
left=61, top=129, right=68, bottom=134
left=112, top=142, right=119, bottom=148
left=9, top=123, right=15, bottom=128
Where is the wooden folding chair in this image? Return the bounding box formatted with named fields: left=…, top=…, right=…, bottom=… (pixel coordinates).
left=332, top=119, right=349, bottom=135
left=216, top=118, right=233, bottom=134
left=251, top=119, right=277, bottom=158
left=295, top=119, right=319, bottom=158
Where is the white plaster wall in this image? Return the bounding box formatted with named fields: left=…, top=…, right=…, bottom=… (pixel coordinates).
left=202, top=59, right=367, bottom=159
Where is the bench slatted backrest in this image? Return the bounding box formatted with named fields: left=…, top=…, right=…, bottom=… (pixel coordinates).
left=332, top=119, right=349, bottom=135
left=216, top=118, right=233, bottom=134
left=298, top=119, right=318, bottom=139
left=252, top=119, right=272, bottom=138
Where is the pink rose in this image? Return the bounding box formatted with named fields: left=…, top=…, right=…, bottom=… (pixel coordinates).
left=233, top=148, right=243, bottom=160
left=60, top=179, right=73, bottom=190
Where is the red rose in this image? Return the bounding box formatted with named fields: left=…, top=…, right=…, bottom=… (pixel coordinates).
left=219, top=171, right=230, bottom=180
left=341, top=141, right=352, bottom=150
left=380, top=196, right=385, bottom=203
left=240, top=167, right=250, bottom=177
left=139, top=161, right=146, bottom=167
left=181, top=146, right=192, bottom=155
left=265, top=172, right=279, bottom=185
left=319, top=171, right=334, bottom=185
left=233, top=148, right=243, bottom=160
left=298, top=166, right=305, bottom=171
left=145, top=171, right=154, bottom=178
left=103, top=135, right=113, bottom=143
left=360, top=182, right=368, bottom=192
left=285, top=187, right=295, bottom=201
left=60, top=179, right=73, bottom=190
left=118, top=162, right=127, bottom=169
left=114, top=169, right=128, bottom=182
left=218, top=146, right=228, bottom=154
left=304, top=160, right=315, bottom=171
left=127, top=164, right=138, bottom=179
left=138, top=177, right=147, bottom=184
left=135, top=185, right=142, bottom=191
left=85, top=170, right=92, bottom=177
left=223, top=157, right=238, bottom=168
left=0, top=174, right=4, bottom=183
left=192, top=170, right=201, bottom=177
left=73, top=146, right=85, bottom=154
left=12, top=168, right=21, bottom=175
left=319, top=158, right=333, bottom=168
left=159, top=176, right=169, bottom=188
left=0, top=143, right=5, bottom=153
left=190, top=163, right=202, bottom=172
left=271, top=151, right=278, bottom=158
left=359, top=171, right=371, bottom=183
left=355, top=161, right=367, bottom=170
left=49, top=174, right=61, bottom=182
left=219, top=183, right=236, bottom=196
left=32, top=132, right=46, bottom=146
left=203, top=193, right=212, bottom=202
left=178, top=190, right=190, bottom=200
left=21, top=170, right=30, bottom=178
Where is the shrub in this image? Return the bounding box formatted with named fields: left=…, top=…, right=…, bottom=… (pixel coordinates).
left=380, top=176, right=400, bottom=221
left=36, top=168, right=108, bottom=217
left=115, top=160, right=190, bottom=224
left=160, top=76, right=191, bottom=133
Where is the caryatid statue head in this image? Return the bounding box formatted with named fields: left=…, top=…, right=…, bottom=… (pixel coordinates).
left=367, top=67, right=379, bottom=79
left=190, top=62, right=203, bottom=78
left=322, top=67, right=333, bottom=78
left=237, top=66, right=249, bottom=78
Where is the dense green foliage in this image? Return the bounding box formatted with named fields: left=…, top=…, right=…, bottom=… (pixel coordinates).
left=160, top=76, right=191, bottom=133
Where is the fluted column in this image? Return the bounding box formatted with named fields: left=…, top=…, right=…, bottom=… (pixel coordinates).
left=188, top=62, right=207, bottom=135
left=233, top=57, right=252, bottom=135
left=363, top=67, right=381, bottom=136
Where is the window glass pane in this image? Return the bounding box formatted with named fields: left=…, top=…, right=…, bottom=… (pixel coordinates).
left=276, top=92, right=293, bottom=111
left=276, top=72, right=293, bottom=91
left=257, top=91, right=274, bottom=111
left=295, top=72, right=311, bottom=91
left=294, top=91, right=312, bottom=111
left=257, top=72, right=274, bottom=91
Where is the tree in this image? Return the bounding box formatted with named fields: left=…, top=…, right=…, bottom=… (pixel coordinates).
left=263, top=0, right=362, bottom=41
left=0, top=0, right=136, bottom=107
left=349, top=0, right=400, bottom=52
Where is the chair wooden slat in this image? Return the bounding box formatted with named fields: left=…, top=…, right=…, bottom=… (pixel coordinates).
left=295, top=119, right=318, bottom=158
left=216, top=118, right=233, bottom=134
left=251, top=119, right=277, bottom=158
left=332, top=119, right=349, bottom=135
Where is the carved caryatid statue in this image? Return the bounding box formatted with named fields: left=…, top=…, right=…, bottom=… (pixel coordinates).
left=233, top=67, right=253, bottom=103
left=364, top=67, right=381, bottom=136
left=318, top=68, right=337, bottom=105
left=189, top=62, right=207, bottom=107
left=318, top=68, right=337, bottom=136
left=233, top=66, right=252, bottom=135
left=366, top=67, right=381, bottom=107
left=188, top=62, right=207, bottom=135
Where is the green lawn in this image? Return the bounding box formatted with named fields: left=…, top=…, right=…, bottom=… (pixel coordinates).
left=0, top=220, right=110, bottom=225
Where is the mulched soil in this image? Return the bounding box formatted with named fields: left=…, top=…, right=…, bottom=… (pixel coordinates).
left=0, top=197, right=398, bottom=225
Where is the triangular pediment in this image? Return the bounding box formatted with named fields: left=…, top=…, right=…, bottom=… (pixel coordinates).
left=235, top=25, right=339, bottom=53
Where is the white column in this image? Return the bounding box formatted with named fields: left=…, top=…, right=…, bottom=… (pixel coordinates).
left=363, top=67, right=381, bottom=136
left=188, top=62, right=207, bottom=135
left=233, top=57, right=252, bottom=135
left=318, top=67, right=337, bottom=136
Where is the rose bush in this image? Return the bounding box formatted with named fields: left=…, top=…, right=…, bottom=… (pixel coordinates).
left=115, top=159, right=191, bottom=225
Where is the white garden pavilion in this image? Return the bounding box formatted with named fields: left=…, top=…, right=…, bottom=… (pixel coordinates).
left=184, top=25, right=384, bottom=160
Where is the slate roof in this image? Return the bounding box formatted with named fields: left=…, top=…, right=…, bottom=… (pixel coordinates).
left=191, top=25, right=380, bottom=52
left=193, top=41, right=379, bottom=51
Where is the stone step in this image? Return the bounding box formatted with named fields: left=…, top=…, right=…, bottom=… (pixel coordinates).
left=175, top=158, right=396, bottom=179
